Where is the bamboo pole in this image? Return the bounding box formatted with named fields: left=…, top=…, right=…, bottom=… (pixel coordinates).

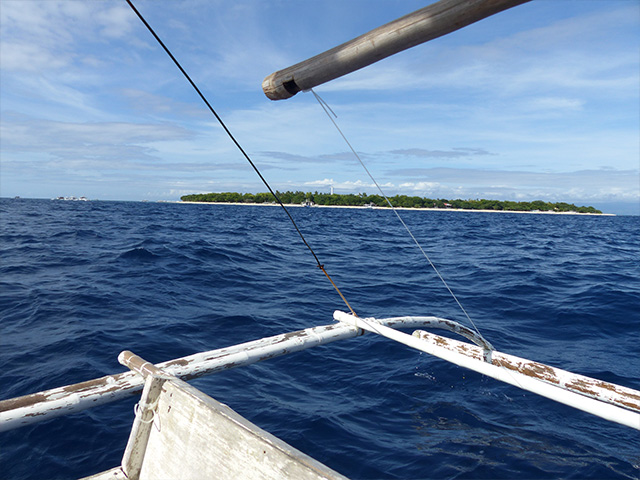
left=5, top=312, right=638, bottom=431
left=262, top=0, right=531, bottom=100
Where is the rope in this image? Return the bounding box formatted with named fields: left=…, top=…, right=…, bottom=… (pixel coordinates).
left=319, top=266, right=357, bottom=317
left=125, top=0, right=357, bottom=317
left=310, top=89, right=484, bottom=339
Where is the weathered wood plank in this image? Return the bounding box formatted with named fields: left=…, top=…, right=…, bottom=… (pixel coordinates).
left=138, top=378, right=348, bottom=480
left=263, top=0, right=531, bottom=100
left=121, top=375, right=168, bottom=480
left=0, top=322, right=363, bottom=431
left=1, top=317, right=449, bottom=431
left=335, top=311, right=640, bottom=430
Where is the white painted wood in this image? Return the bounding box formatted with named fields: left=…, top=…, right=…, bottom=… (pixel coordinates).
left=138, top=378, right=348, bottom=480
left=121, top=375, right=168, bottom=480
left=263, top=0, right=531, bottom=99
left=86, top=352, right=348, bottom=479
left=411, top=330, right=640, bottom=414
left=334, top=311, right=640, bottom=430
left=1, top=317, right=446, bottom=431
left=0, top=323, right=360, bottom=431
left=376, top=315, right=494, bottom=351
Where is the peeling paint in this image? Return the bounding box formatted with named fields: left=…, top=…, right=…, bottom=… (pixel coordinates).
left=412, top=329, right=640, bottom=415
left=4, top=316, right=639, bottom=433
left=0, top=322, right=364, bottom=432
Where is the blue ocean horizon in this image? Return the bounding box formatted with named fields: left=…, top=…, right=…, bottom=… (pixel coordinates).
left=1, top=198, right=639, bottom=479
left=589, top=201, right=640, bottom=217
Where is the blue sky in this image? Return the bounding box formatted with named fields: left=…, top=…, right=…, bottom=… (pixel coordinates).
left=1, top=0, right=638, bottom=214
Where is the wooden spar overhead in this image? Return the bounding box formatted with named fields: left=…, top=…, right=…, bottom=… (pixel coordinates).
left=262, top=0, right=531, bottom=100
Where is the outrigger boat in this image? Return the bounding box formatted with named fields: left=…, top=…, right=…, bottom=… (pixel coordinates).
left=1, top=1, right=638, bottom=479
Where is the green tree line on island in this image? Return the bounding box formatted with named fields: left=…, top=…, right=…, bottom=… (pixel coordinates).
left=180, top=191, right=602, bottom=214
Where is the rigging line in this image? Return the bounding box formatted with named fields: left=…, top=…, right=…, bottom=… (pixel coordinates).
left=125, top=0, right=357, bottom=318
left=310, top=89, right=485, bottom=339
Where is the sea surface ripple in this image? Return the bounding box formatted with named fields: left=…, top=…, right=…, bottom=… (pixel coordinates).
left=1, top=199, right=639, bottom=479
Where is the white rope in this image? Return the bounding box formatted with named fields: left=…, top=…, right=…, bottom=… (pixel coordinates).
left=310, top=89, right=485, bottom=340
left=134, top=398, right=161, bottom=431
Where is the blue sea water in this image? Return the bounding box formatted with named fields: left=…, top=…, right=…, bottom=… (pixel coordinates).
left=1, top=198, right=639, bottom=479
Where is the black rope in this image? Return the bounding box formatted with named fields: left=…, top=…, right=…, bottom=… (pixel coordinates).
left=125, top=0, right=357, bottom=316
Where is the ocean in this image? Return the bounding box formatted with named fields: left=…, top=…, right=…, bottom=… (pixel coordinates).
left=1, top=198, right=638, bottom=479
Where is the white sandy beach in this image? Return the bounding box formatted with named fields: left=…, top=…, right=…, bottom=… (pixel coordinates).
left=178, top=201, right=613, bottom=216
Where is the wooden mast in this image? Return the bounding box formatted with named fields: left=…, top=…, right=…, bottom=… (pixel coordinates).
left=262, top=0, right=530, bottom=100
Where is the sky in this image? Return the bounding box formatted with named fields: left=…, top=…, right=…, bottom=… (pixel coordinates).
left=1, top=0, right=639, bottom=214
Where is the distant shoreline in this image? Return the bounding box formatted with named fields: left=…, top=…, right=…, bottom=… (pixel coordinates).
left=178, top=201, right=615, bottom=216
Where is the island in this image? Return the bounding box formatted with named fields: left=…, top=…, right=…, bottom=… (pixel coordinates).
left=180, top=191, right=602, bottom=214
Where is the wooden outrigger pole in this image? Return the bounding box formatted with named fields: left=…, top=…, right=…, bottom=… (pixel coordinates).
left=0, top=316, right=460, bottom=432
left=335, top=312, right=640, bottom=430
left=2, top=314, right=639, bottom=433
left=263, top=0, right=531, bottom=100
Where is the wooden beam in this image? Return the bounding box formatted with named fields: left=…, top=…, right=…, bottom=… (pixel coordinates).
left=262, top=0, right=531, bottom=100
left=0, top=317, right=449, bottom=431
left=334, top=311, right=640, bottom=430
left=121, top=373, right=167, bottom=480
left=0, top=323, right=360, bottom=432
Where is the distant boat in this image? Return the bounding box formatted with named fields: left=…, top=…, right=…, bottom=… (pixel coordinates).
left=52, top=196, right=89, bottom=201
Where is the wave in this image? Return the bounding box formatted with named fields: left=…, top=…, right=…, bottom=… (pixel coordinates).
left=1, top=199, right=638, bottom=480
left=116, top=246, right=161, bottom=262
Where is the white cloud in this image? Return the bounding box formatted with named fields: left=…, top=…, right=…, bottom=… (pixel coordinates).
left=303, top=178, right=335, bottom=187
left=524, top=97, right=585, bottom=112
left=302, top=178, right=393, bottom=192
left=0, top=1, right=135, bottom=74
left=399, top=181, right=441, bottom=191
left=385, top=167, right=640, bottom=203
left=389, top=148, right=496, bottom=159
left=322, top=3, right=639, bottom=102
left=0, top=0, right=637, bottom=207
left=95, top=5, right=136, bottom=39
left=0, top=42, right=70, bottom=72
left=120, top=89, right=207, bottom=118
left=1, top=113, right=192, bottom=165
